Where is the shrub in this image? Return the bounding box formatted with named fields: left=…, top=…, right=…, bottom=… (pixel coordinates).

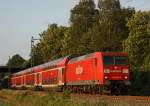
left=131, top=67, right=150, bottom=96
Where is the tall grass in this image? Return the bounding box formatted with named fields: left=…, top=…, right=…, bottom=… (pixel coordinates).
left=0, top=89, right=149, bottom=106
left=0, top=90, right=108, bottom=106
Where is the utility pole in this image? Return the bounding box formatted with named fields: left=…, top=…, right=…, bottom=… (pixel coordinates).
left=31, top=36, right=40, bottom=68
left=31, top=36, right=34, bottom=68
left=8, top=56, right=11, bottom=88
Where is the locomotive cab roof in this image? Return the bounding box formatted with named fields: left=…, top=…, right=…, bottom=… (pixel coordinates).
left=68, top=52, right=128, bottom=63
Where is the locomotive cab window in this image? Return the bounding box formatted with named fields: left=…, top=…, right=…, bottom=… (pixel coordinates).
left=103, top=56, right=114, bottom=65
left=115, top=56, right=128, bottom=65
left=103, top=56, right=128, bottom=66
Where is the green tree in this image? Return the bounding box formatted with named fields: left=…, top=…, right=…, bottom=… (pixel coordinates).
left=7, top=54, right=25, bottom=67
left=94, top=0, right=135, bottom=51
left=68, top=0, right=97, bottom=55
left=39, top=24, right=68, bottom=62
left=31, top=43, right=44, bottom=66
left=124, top=11, right=150, bottom=68
left=61, top=28, right=72, bottom=56
left=79, top=0, right=134, bottom=53
left=22, top=59, right=31, bottom=68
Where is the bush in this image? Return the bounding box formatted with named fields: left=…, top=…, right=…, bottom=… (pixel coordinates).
left=131, top=67, right=150, bottom=96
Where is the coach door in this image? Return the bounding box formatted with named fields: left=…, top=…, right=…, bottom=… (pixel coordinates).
left=24, top=75, right=26, bottom=86
left=35, top=73, right=42, bottom=86
left=22, top=76, right=24, bottom=86
left=58, top=68, right=64, bottom=85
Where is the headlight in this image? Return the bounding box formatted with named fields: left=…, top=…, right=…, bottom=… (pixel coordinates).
left=124, top=76, right=128, bottom=79
left=122, top=69, right=129, bottom=73
left=104, top=76, right=108, bottom=79
left=104, top=69, right=110, bottom=74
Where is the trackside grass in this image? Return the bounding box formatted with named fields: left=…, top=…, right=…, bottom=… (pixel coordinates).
left=0, top=89, right=108, bottom=106
left=0, top=89, right=150, bottom=106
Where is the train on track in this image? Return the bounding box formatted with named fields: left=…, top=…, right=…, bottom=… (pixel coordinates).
left=10, top=52, right=131, bottom=95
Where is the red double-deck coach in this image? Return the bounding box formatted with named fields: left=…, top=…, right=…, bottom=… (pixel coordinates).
left=10, top=56, right=69, bottom=90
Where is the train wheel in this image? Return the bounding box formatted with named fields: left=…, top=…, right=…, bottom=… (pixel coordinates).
left=111, top=87, right=121, bottom=96
left=21, top=86, right=26, bottom=90
left=90, top=86, right=95, bottom=94
left=99, top=86, right=103, bottom=95
left=35, top=86, right=43, bottom=91
left=121, top=86, right=131, bottom=95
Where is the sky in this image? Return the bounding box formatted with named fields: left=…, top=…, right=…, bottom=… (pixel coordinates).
left=0, top=0, right=150, bottom=65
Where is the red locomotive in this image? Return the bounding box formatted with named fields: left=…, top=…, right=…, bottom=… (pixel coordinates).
left=10, top=52, right=131, bottom=94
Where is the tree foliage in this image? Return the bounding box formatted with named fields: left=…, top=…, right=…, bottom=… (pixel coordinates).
left=22, top=59, right=31, bottom=68
left=68, top=0, right=98, bottom=55
left=30, top=24, right=68, bottom=63
left=74, top=0, right=135, bottom=54
left=7, top=54, right=25, bottom=67
left=124, top=11, right=150, bottom=68
left=96, top=0, right=135, bottom=51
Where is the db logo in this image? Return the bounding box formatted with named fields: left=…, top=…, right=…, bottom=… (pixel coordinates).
left=76, top=65, right=83, bottom=75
